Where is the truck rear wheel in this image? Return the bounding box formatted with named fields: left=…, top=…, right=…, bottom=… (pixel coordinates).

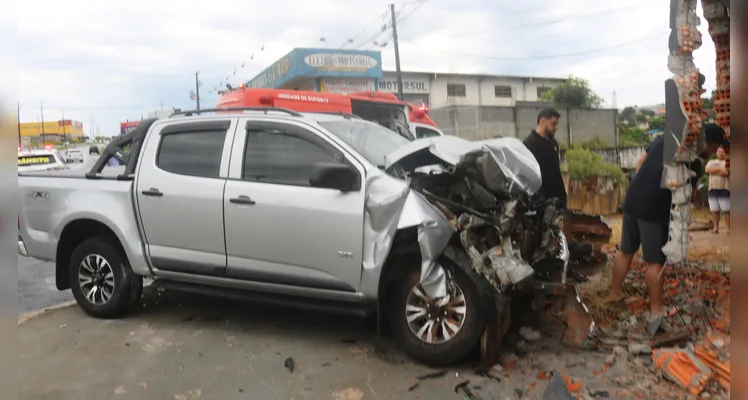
left=389, top=263, right=485, bottom=366
left=68, top=238, right=142, bottom=319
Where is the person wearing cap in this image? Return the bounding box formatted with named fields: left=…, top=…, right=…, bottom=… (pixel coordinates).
left=606, top=123, right=727, bottom=335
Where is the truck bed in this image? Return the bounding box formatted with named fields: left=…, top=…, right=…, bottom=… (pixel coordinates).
left=17, top=174, right=143, bottom=266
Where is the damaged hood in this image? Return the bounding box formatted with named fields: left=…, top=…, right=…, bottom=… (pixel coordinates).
left=384, top=136, right=543, bottom=197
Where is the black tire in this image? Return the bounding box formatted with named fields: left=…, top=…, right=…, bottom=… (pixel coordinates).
left=68, top=237, right=142, bottom=319
left=128, top=274, right=144, bottom=309
left=390, top=262, right=485, bottom=366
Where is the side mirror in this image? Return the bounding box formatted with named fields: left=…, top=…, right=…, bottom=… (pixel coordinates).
left=309, top=162, right=358, bottom=192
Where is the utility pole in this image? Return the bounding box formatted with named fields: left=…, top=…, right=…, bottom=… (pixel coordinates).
left=61, top=109, right=66, bottom=143
left=390, top=3, right=404, bottom=101
left=17, top=101, right=21, bottom=147
left=39, top=101, right=45, bottom=146
left=195, top=71, right=201, bottom=110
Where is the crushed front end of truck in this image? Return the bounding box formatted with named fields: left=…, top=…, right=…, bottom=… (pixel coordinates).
left=364, top=136, right=598, bottom=366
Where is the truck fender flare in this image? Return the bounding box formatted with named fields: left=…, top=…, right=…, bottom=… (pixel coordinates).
left=55, top=218, right=126, bottom=291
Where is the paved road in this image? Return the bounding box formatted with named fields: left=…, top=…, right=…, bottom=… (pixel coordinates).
left=19, top=289, right=622, bottom=400
left=18, top=145, right=98, bottom=314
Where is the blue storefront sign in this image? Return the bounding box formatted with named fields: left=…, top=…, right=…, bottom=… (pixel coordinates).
left=247, top=48, right=383, bottom=89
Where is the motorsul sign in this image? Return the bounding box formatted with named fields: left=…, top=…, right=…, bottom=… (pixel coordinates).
left=378, top=79, right=429, bottom=94
left=304, top=53, right=378, bottom=72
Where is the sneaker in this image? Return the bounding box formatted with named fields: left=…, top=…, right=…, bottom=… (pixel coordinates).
left=519, top=326, right=541, bottom=341
left=646, top=315, right=665, bottom=336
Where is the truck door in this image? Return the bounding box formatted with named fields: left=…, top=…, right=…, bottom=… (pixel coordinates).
left=135, top=119, right=237, bottom=276
left=222, top=118, right=366, bottom=294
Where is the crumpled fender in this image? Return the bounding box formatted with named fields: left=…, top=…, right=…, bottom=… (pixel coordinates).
left=358, top=169, right=454, bottom=300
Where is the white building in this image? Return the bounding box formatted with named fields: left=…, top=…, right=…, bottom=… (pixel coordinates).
left=377, top=70, right=565, bottom=109
left=147, top=110, right=174, bottom=119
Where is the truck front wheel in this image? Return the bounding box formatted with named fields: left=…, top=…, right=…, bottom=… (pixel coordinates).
left=389, top=264, right=485, bottom=366
left=68, top=238, right=142, bottom=319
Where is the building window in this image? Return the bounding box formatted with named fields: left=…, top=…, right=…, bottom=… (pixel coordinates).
left=494, top=85, right=512, bottom=98
left=537, top=87, right=552, bottom=98
left=447, top=84, right=466, bottom=98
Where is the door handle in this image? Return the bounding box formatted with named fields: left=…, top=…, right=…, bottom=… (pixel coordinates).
left=229, top=195, right=256, bottom=205
left=141, top=188, right=163, bottom=197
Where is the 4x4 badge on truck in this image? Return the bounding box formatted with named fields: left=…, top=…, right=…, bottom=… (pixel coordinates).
left=28, top=191, right=50, bottom=200
left=337, top=251, right=353, bottom=258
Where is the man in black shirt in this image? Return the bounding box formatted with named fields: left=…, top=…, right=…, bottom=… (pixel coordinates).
left=523, top=108, right=566, bottom=209
left=608, top=124, right=726, bottom=334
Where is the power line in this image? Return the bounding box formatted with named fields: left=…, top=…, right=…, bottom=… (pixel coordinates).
left=445, top=0, right=612, bottom=14
left=359, top=0, right=427, bottom=50
left=339, top=8, right=389, bottom=48
left=354, top=19, right=392, bottom=50
left=413, top=2, right=649, bottom=41
left=399, top=0, right=428, bottom=24
left=434, top=31, right=667, bottom=60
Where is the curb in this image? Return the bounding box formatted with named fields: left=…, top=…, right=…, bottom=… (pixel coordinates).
left=18, top=300, right=77, bottom=326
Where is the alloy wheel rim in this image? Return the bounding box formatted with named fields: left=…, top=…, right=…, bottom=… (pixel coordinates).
left=78, top=254, right=115, bottom=305
left=405, top=283, right=467, bottom=344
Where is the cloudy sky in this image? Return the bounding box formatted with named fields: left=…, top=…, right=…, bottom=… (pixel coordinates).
left=12, top=0, right=718, bottom=136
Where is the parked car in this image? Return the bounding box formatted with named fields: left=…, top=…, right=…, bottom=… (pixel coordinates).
left=17, top=108, right=581, bottom=366
left=89, top=145, right=100, bottom=155
left=64, top=148, right=85, bottom=163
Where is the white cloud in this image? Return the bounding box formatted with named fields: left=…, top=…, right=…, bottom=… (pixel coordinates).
left=10, top=0, right=722, bottom=136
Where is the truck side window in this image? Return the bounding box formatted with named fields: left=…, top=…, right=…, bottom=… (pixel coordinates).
left=416, top=127, right=441, bottom=138
left=157, top=130, right=227, bottom=178
left=243, top=129, right=336, bottom=187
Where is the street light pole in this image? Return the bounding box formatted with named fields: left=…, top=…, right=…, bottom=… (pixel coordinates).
left=195, top=71, right=201, bottom=110
left=39, top=101, right=45, bottom=146
left=390, top=3, right=404, bottom=101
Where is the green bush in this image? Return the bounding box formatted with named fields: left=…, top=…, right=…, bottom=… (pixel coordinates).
left=620, top=126, right=651, bottom=147
left=577, top=137, right=613, bottom=149
left=565, top=148, right=625, bottom=184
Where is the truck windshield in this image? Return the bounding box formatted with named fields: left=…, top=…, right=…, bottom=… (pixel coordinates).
left=318, top=119, right=410, bottom=168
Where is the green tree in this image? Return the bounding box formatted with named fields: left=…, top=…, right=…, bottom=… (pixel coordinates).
left=640, top=109, right=655, bottom=117
left=539, top=75, right=604, bottom=109
left=619, top=126, right=650, bottom=146
left=648, top=116, right=665, bottom=130
left=620, top=106, right=636, bottom=124
left=702, top=90, right=715, bottom=109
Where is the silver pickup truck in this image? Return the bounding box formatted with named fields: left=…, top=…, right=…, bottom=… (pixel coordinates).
left=19, top=107, right=586, bottom=366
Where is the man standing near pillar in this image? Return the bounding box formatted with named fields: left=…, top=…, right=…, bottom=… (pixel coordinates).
left=514, top=108, right=565, bottom=342
left=606, top=124, right=726, bottom=334
left=523, top=108, right=566, bottom=209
